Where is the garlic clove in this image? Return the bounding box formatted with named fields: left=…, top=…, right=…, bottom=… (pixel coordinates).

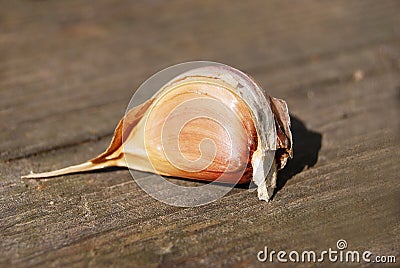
left=122, top=76, right=257, bottom=185
left=21, top=64, right=292, bottom=202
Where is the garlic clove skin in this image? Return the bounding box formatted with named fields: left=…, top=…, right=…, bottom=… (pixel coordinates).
left=148, top=65, right=288, bottom=201
left=21, top=64, right=292, bottom=203
left=123, top=75, right=257, bottom=185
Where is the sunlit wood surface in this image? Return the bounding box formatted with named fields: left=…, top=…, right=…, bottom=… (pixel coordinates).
left=1, top=1, right=399, bottom=267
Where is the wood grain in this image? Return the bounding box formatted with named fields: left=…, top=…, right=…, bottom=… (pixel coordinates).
left=1, top=0, right=399, bottom=267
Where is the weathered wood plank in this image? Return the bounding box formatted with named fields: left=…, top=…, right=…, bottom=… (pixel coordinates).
left=1, top=39, right=399, bottom=161
left=1, top=68, right=398, bottom=266
left=1, top=0, right=399, bottom=267
left=1, top=134, right=398, bottom=267
left=1, top=0, right=399, bottom=160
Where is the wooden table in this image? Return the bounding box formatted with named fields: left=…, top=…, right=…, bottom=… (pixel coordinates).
left=1, top=1, right=399, bottom=267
